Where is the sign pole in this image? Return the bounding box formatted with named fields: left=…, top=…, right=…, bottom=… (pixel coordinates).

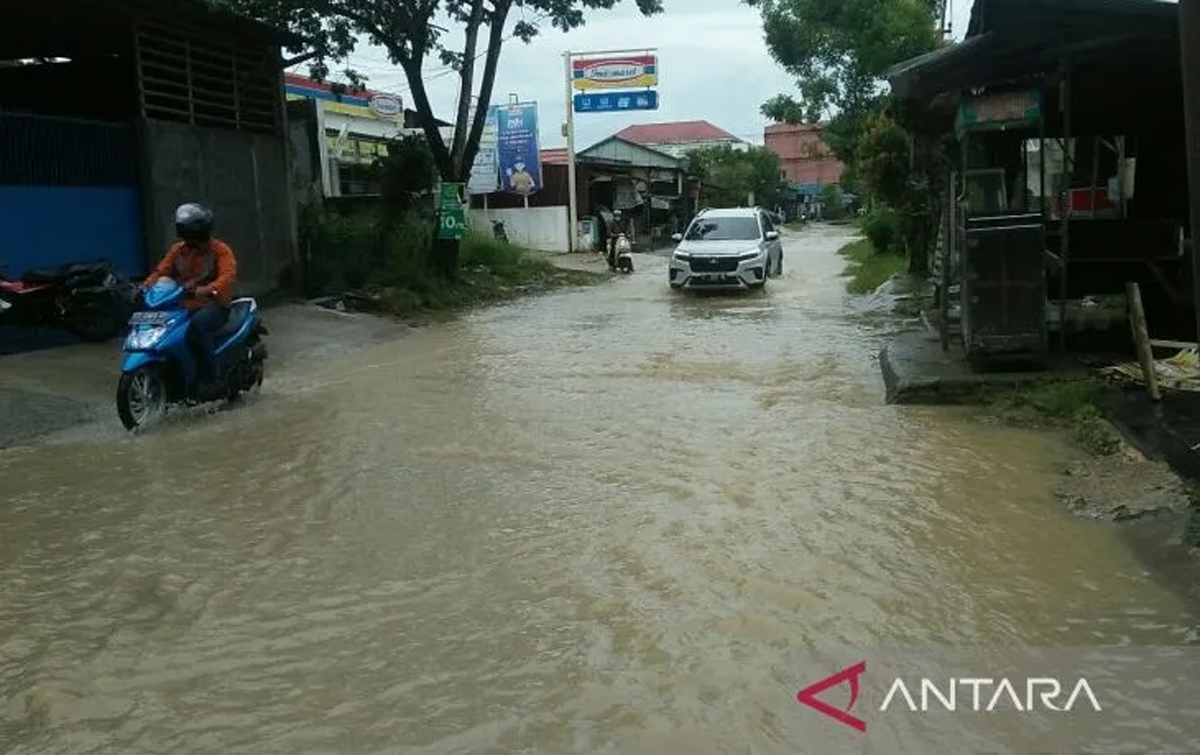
left=523, top=193, right=531, bottom=246
left=564, top=50, right=578, bottom=253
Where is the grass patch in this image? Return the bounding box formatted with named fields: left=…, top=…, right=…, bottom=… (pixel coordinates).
left=299, top=206, right=605, bottom=316
left=379, top=231, right=605, bottom=315
left=838, top=238, right=908, bottom=295
left=784, top=220, right=807, bottom=232
left=977, top=377, right=1121, bottom=456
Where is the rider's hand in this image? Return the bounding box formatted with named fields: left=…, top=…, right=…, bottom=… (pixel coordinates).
left=196, top=286, right=214, bottom=298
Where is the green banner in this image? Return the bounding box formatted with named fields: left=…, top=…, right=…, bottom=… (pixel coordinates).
left=957, top=89, right=1041, bottom=133
left=437, top=182, right=466, bottom=240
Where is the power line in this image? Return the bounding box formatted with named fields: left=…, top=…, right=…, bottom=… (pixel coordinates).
left=287, top=11, right=552, bottom=97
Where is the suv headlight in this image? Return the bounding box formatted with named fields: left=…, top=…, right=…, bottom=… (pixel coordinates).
left=673, top=250, right=690, bottom=259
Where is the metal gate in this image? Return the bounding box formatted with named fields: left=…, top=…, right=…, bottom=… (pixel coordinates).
left=961, top=212, right=1048, bottom=368
left=0, top=113, right=145, bottom=277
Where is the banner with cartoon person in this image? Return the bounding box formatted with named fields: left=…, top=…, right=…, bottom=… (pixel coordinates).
left=495, top=102, right=542, bottom=197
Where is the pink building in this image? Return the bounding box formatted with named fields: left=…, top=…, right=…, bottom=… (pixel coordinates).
left=764, top=123, right=845, bottom=187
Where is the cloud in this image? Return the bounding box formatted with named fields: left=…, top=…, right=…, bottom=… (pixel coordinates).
left=334, top=0, right=797, bottom=149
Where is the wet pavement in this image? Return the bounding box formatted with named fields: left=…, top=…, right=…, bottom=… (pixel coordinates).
left=1, top=225, right=1197, bottom=753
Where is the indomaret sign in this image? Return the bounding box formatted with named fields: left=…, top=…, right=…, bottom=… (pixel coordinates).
left=571, top=55, right=658, bottom=90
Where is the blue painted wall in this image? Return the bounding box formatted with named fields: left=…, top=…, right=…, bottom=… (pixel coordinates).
left=0, top=186, right=145, bottom=278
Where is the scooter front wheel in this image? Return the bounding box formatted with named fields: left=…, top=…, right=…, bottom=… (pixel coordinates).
left=116, top=366, right=166, bottom=431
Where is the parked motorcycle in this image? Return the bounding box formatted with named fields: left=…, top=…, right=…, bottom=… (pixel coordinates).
left=116, top=277, right=268, bottom=431
left=0, top=258, right=138, bottom=341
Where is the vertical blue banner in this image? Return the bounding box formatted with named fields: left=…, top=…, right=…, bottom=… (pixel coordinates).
left=495, top=102, right=542, bottom=197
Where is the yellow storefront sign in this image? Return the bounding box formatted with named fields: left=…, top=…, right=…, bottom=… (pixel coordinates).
left=287, top=93, right=402, bottom=122
left=326, top=134, right=390, bottom=163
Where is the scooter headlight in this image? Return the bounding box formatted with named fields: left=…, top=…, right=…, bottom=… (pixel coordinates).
left=124, top=311, right=178, bottom=350
left=125, top=326, right=168, bottom=350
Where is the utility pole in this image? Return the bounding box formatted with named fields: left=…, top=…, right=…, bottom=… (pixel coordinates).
left=563, top=51, right=578, bottom=253
left=1181, top=0, right=1200, bottom=341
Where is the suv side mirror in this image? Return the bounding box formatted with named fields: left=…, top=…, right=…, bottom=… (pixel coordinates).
left=671, top=233, right=683, bottom=242
left=765, top=230, right=780, bottom=241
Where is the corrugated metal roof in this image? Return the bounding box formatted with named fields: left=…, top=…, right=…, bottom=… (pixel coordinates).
left=887, top=0, right=1177, bottom=101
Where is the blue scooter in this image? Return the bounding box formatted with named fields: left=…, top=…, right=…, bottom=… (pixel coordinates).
left=116, top=277, right=268, bottom=431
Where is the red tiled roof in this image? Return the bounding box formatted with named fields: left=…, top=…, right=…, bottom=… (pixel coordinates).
left=540, top=148, right=569, bottom=165
left=615, top=120, right=738, bottom=145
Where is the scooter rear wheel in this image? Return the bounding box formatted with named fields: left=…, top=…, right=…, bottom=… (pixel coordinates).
left=117, top=366, right=166, bottom=431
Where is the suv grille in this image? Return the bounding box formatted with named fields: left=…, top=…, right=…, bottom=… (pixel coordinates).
left=688, top=256, right=740, bottom=273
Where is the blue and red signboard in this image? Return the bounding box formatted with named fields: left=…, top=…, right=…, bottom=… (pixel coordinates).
left=284, top=73, right=403, bottom=118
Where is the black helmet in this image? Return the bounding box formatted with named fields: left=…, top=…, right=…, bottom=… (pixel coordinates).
left=175, top=203, right=214, bottom=244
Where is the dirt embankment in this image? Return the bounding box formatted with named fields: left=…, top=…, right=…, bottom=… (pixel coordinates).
left=1056, top=443, right=1195, bottom=525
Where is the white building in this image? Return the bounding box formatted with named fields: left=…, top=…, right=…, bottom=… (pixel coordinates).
left=285, top=73, right=452, bottom=197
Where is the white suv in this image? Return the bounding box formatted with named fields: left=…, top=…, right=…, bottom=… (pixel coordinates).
left=668, top=207, right=784, bottom=291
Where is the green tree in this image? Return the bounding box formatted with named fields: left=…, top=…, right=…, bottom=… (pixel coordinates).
left=376, top=133, right=437, bottom=224
left=855, top=110, right=948, bottom=274
left=686, top=145, right=787, bottom=209
left=818, top=183, right=844, bottom=219
left=855, top=111, right=910, bottom=207
left=214, top=0, right=664, bottom=275
left=747, top=0, right=942, bottom=164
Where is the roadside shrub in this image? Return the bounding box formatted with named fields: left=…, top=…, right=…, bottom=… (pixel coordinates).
left=298, top=204, right=378, bottom=295
left=460, top=230, right=554, bottom=282
left=297, top=204, right=583, bottom=312
left=376, top=211, right=434, bottom=287
left=861, top=206, right=900, bottom=254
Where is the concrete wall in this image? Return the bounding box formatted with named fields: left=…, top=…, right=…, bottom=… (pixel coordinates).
left=140, top=118, right=296, bottom=295
left=286, top=100, right=322, bottom=207
left=469, top=206, right=569, bottom=252
left=644, top=139, right=748, bottom=158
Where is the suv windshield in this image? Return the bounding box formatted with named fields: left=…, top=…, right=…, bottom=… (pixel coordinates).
left=684, top=216, right=761, bottom=241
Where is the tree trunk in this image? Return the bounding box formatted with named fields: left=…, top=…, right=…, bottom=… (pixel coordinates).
left=432, top=237, right=460, bottom=280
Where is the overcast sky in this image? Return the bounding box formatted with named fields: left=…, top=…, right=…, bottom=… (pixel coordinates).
left=303, top=0, right=974, bottom=151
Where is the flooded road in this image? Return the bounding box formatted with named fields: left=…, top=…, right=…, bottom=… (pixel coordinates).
left=1, top=225, right=1196, bottom=753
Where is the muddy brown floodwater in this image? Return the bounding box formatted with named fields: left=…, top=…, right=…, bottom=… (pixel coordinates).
left=1, top=226, right=1197, bottom=754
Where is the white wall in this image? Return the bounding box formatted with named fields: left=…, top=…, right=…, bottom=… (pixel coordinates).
left=648, top=139, right=750, bottom=158
left=469, top=206, right=569, bottom=252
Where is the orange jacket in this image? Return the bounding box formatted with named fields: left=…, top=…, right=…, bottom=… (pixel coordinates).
left=145, top=239, right=238, bottom=310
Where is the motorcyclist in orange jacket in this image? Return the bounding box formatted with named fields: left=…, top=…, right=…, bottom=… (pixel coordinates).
left=143, top=203, right=238, bottom=394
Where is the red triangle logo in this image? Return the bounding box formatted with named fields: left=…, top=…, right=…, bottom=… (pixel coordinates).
left=796, top=661, right=868, bottom=732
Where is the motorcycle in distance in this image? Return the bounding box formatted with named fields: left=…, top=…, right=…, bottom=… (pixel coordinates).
left=0, top=258, right=138, bottom=341
left=116, top=277, right=268, bottom=432
left=492, top=219, right=508, bottom=243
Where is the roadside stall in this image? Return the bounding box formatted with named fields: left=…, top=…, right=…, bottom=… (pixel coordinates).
left=952, top=87, right=1049, bottom=369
